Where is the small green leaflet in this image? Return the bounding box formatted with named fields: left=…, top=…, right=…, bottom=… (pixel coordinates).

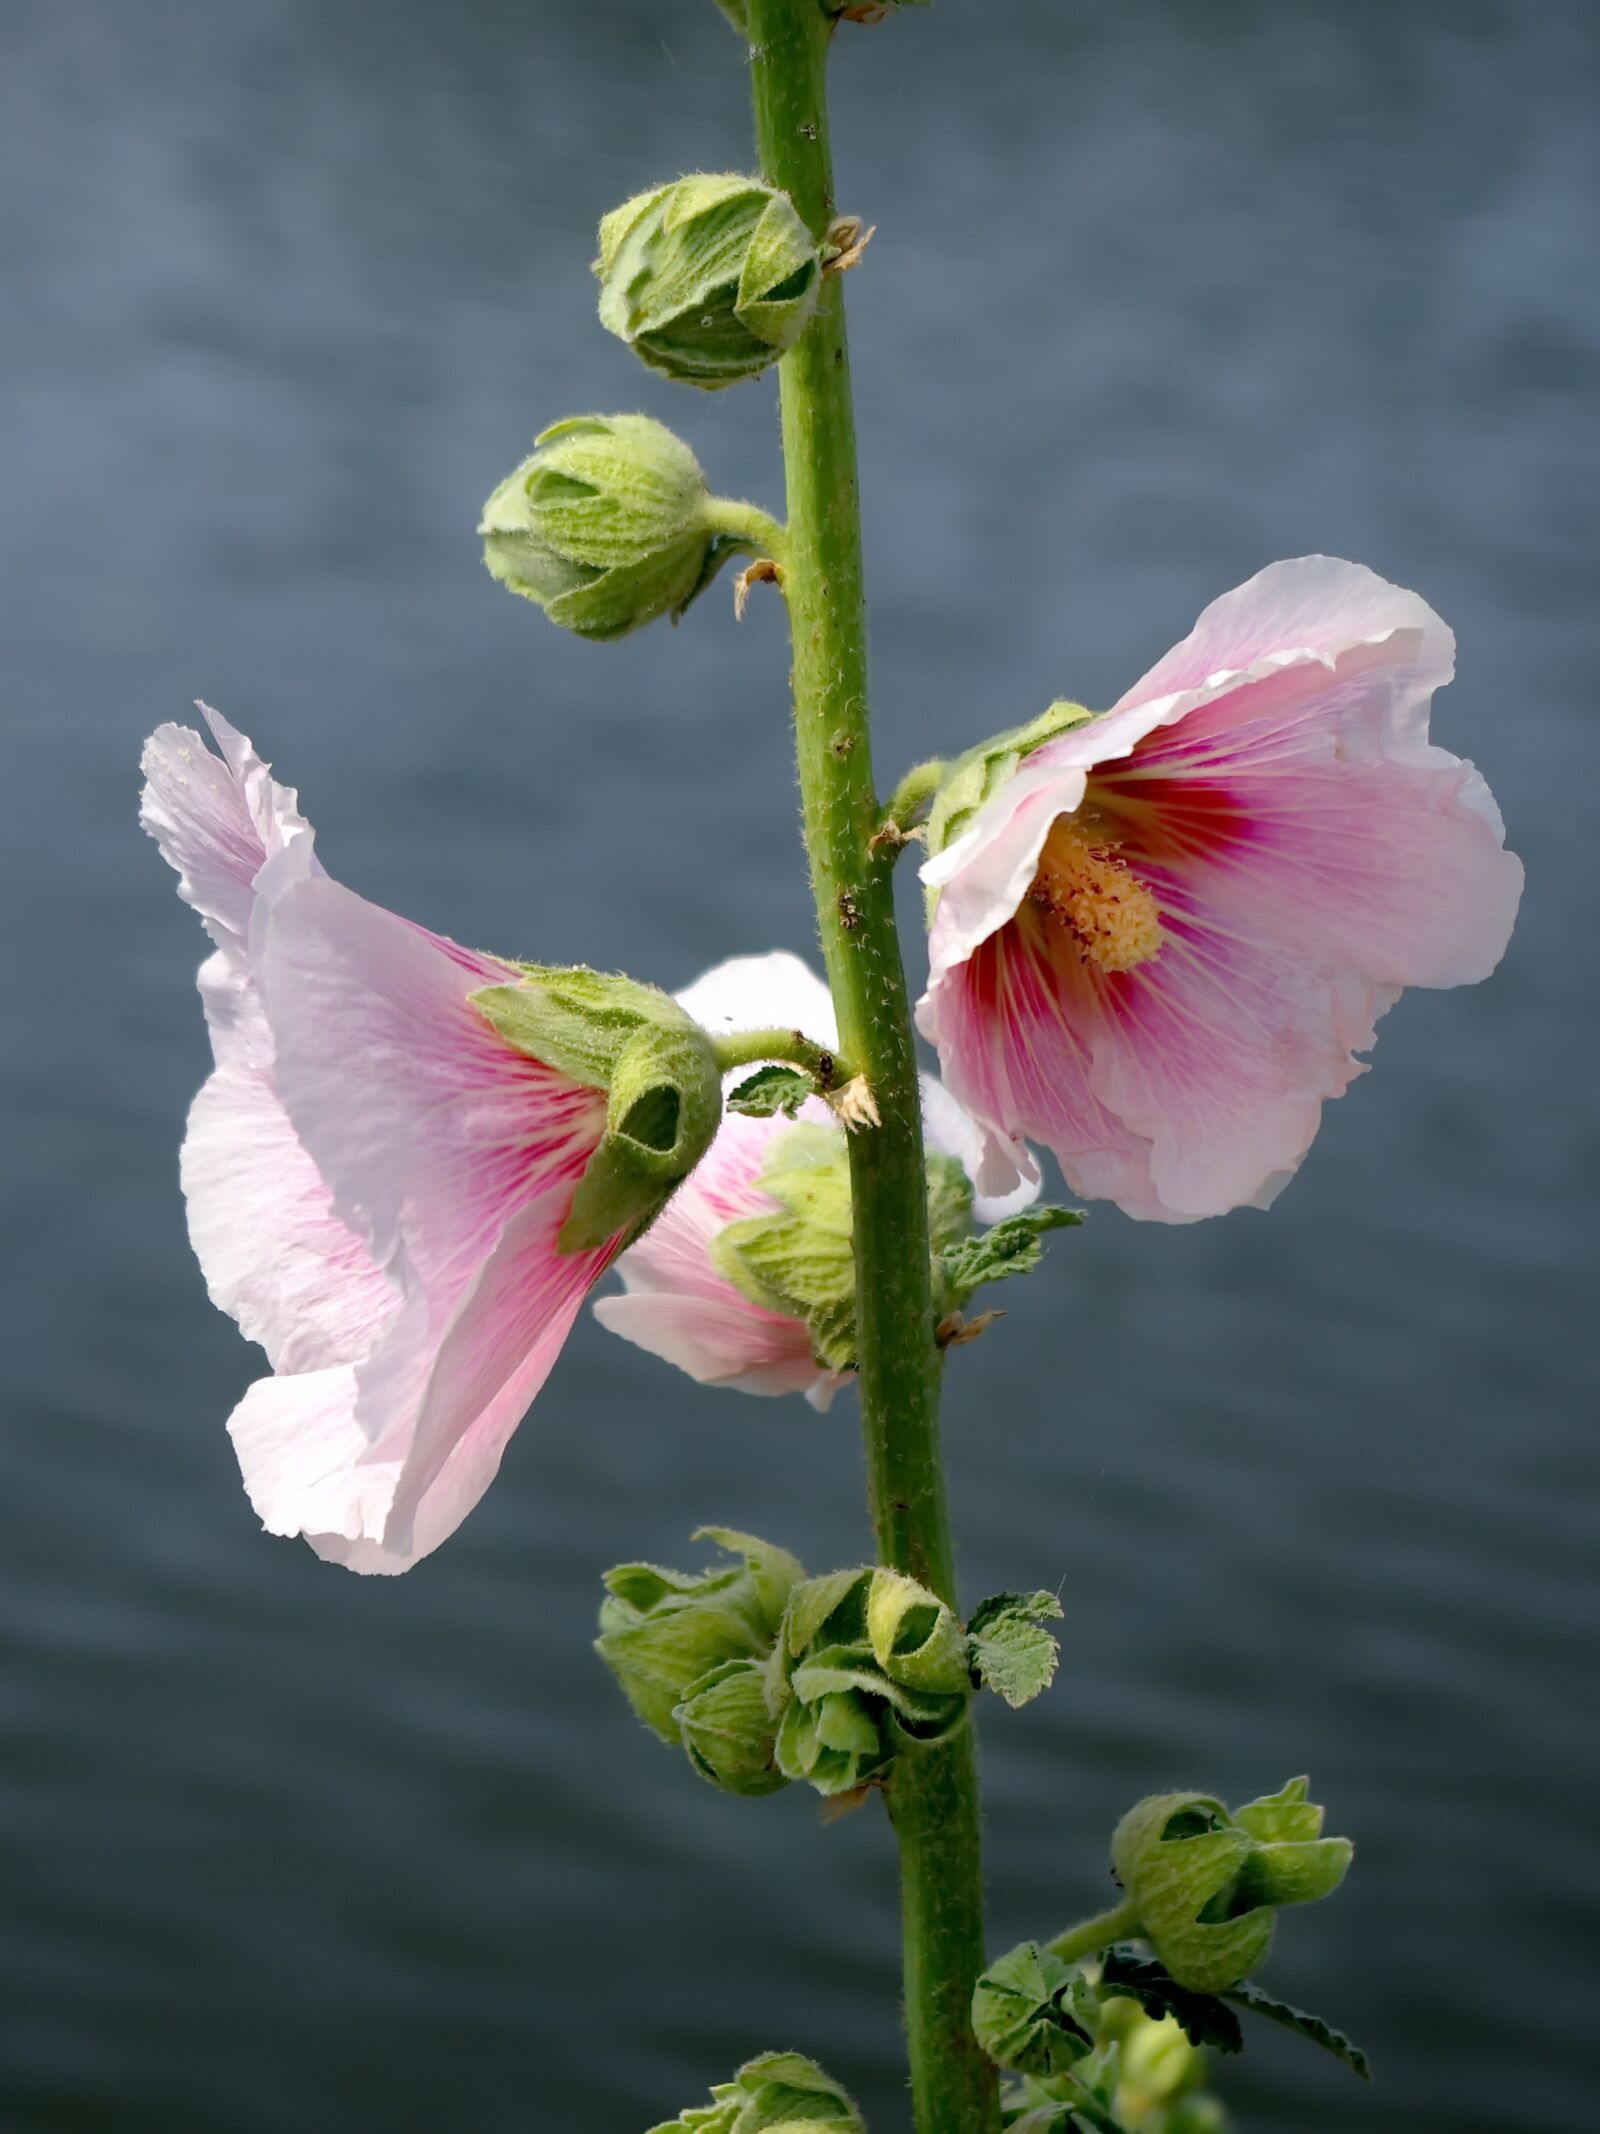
left=726, top=1064, right=813, bottom=1119
left=967, top=1591, right=1063, bottom=1709
left=1223, top=1978, right=1371, bottom=2080
left=1096, top=1950, right=1243, bottom=2054
left=940, top=1206, right=1083, bottom=1301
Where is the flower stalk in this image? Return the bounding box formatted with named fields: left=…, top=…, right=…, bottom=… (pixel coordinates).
left=746, top=4, right=999, bottom=2128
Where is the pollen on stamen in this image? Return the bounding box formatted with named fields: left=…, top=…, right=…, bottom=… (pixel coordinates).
left=1028, top=815, right=1163, bottom=973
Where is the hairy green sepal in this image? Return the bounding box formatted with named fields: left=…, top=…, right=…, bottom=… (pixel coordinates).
left=596, top=1527, right=802, bottom=1749
left=1110, top=1778, right=1353, bottom=1993
left=597, top=173, right=821, bottom=389
left=768, top=1566, right=972, bottom=1797
left=480, top=413, right=750, bottom=640
left=923, top=699, right=1096, bottom=916
left=474, top=965, right=721, bottom=1252
left=712, top=1127, right=971, bottom=1375
left=648, top=2050, right=864, bottom=2134
left=971, top=1943, right=1099, bottom=2077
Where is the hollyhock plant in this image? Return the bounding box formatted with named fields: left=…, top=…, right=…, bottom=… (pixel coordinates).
left=141, top=707, right=719, bottom=1572
left=593, top=950, right=1038, bottom=1405
left=917, top=557, right=1523, bottom=1223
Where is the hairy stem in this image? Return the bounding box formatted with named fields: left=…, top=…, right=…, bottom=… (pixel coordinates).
left=709, top=1026, right=853, bottom=1086
left=746, top=6, right=998, bottom=2129
left=1048, top=1899, right=1143, bottom=1967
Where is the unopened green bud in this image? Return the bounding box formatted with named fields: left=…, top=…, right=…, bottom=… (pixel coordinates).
left=675, top=1657, right=787, bottom=1797
left=595, top=1528, right=802, bottom=1743
left=480, top=414, right=750, bottom=641
left=596, top=174, right=822, bottom=389
left=474, top=965, right=723, bottom=1252
left=1105, top=2002, right=1208, bottom=2115
left=649, top=2052, right=864, bottom=2134
left=971, top=1943, right=1099, bottom=2076
left=1110, top=1780, right=1353, bottom=1994
left=768, top=1566, right=970, bottom=1797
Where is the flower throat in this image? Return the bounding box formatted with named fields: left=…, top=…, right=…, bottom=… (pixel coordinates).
left=1029, top=814, right=1163, bottom=973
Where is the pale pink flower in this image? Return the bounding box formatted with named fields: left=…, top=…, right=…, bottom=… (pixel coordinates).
left=917, top=557, right=1523, bottom=1223
left=141, top=708, right=617, bottom=1572
left=593, top=951, right=1037, bottom=1404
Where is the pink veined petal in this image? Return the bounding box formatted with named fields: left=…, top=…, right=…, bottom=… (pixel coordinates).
left=592, top=1293, right=836, bottom=1404
left=920, top=915, right=1163, bottom=1218
left=182, top=964, right=398, bottom=1374
left=140, top=710, right=317, bottom=953
left=918, top=1069, right=1040, bottom=1220
left=1111, top=555, right=1453, bottom=717
left=255, top=872, right=605, bottom=1301
left=1089, top=643, right=1521, bottom=991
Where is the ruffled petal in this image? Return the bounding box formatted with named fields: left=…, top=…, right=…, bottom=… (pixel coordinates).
left=140, top=707, right=316, bottom=953
left=182, top=970, right=397, bottom=1374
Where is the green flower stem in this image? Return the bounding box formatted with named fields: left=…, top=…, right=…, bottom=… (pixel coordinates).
left=1048, top=1898, right=1144, bottom=1967
left=709, top=1026, right=855, bottom=1086
left=746, top=6, right=998, bottom=2130
left=701, top=495, right=789, bottom=562
left=880, top=758, right=948, bottom=842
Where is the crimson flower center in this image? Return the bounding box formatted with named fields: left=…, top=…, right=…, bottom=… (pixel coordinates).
left=1027, top=813, right=1163, bottom=974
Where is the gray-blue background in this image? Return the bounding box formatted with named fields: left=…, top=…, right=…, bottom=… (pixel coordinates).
left=3, top=2, right=1595, bottom=2128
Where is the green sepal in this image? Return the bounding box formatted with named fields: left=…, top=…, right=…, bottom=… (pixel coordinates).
left=712, top=1122, right=856, bottom=1369
left=924, top=699, right=1096, bottom=900
left=1109, top=1780, right=1353, bottom=1994
left=596, top=174, right=821, bottom=390
left=727, top=1064, right=814, bottom=1120
left=479, top=413, right=740, bottom=640
left=473, top=966, right=721, bottom=1252
left=711, top=1129, right=974, bottom=1374
left=967, top=1590, right=1063, bottom=1709
left=674, top=1657, right=788, bottom=1797
left=647, top=2048, right=862, bottom=2134
left=939, top=1206, right=1084, bottom=1314
left=972, top=1943, right=1099, bottom=2076
left=768, top=1567, right=972, bottom=1796
left=595, top=1527, right=803, bottom=1743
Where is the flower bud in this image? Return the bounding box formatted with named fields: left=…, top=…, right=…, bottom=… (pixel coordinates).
left=674, top=1657, right=787, bottom=1797
left=649, top=2051, right=864, bottom=2134
left=971, top=1943, right=1099, bottom=2076
left=768, top=1566, right=971, bottom=1797
left=479, top=414, right=738, bottom=641
left=474, top=965, right=725, bottom=1252
left=596, top=175, right=822, bottom=389
left=595, top=1528, right=803, bottom=1743
left=1110, top=1780, right=1352, bottom=1994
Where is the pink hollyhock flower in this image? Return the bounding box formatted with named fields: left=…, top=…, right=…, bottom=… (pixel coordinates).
left=141, top=708, right=686, bottom=1573
left=593, top=951, right=1037, bottom=1405
left=917, top=557, right=1523, bottom=1223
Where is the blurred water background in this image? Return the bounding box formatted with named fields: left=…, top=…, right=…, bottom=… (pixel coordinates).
left=2, top=0, right=1596, bottom=2127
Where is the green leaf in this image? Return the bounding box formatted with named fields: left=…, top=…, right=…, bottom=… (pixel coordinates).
left=967, top=1591, right=1064, bottom=1709
left=1097, top=1950, right=1243, bottom=2056
left=1222, top=1979, right=1371, bottom=2080
left=940, top=1206, right=1083, bottom=1303
left=727, top=1064, right=814, bottom=1119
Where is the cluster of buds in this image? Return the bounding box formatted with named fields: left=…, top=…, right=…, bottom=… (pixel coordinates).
left=598, top=1533, right=1064, bottom=1801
